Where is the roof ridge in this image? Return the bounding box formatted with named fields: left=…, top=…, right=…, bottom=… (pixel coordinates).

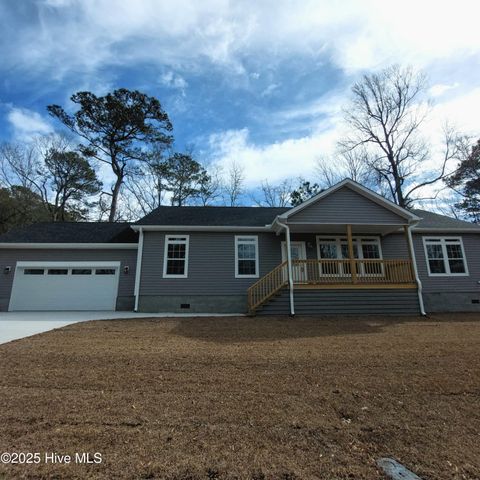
left=151, top=205, right=288, bottom=209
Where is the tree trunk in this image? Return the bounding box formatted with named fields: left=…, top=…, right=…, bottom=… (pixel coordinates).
left=387, top=151, right=406, bottom=208
left=109, top=174, right=123, bottom=222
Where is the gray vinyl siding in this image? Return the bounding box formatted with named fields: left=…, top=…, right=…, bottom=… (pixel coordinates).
left=355, top=232, right=480, bottom=293
left=412, top=233, right=480, bottom=293
left=381, top=233, right=410, bottom=259
left=290, top=232, right=411, bottom=260
left=259, top=288, right=419, bottom=315
left=140, top=232, right=282, bottom=296
left=0, top=248, right=137, bottom=311
left=288, top=187, right=406, bottom=224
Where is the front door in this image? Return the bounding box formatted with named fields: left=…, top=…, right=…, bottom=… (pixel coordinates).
left=282, top=241, right=307, bottom=283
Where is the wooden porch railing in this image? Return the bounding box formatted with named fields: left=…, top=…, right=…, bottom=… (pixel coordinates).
left=247, top=261, right=288, bottom=313
left=291, top=259, right=415, bottom=285
left=247, top=259, right=415, bottom=313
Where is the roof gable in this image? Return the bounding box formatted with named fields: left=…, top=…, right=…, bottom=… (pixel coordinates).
left=281, top=179, right=419, bottom=225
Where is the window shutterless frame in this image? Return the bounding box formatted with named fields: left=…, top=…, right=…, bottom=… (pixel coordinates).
left=163, top=235, right=190, bottom=278
left=422, top=236, right=469, bottom=276
left=316, top=235, right=383, bottom=277
left=235, top=235, right=259, bottom=278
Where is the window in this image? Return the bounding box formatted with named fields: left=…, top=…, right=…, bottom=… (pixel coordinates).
left=163, top=235, right=189, bottom=278
left=47, top=269, right=68, bottom=275
left=317, top=236, right=382, bottom=276
left=423, top=237, right=468, bottom=276
left=235, top=236, right=259, bottom=278
left=72, top=269, right=92, bottom=275
left=24, top=269, right=44, bottom=275
left=95, top=268, right=116, bottom=275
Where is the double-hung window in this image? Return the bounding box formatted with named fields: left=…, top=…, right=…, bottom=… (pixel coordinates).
left=163, top=235, right=189, bottom=278
left=317, top=236, right=382, bottom=276
left=423, top=237, right=468, bottom=276
left=235, top=236, right=259, bottom=278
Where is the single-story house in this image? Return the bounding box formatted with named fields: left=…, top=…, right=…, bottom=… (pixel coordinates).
left=1, top=178, right=479, bottom=315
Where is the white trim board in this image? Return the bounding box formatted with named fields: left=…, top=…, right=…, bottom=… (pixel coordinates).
left=0, top=243, right=137, bottom=249
left=162, top=235, right=190, bottom=278
left=235, top=235, right=259, bottom=278
left=16, top=261, right=121, bottom=268
left=413, top=228, right=480, bottom=233
left=134, top=228, right=144, bottom=311
left=422, top=236, right=469, bottom=277
left=132, top=225, right=271, bottom=232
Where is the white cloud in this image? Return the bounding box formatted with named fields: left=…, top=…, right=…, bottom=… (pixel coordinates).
left=207, top=84, right=480, bottom=197
left=261, top=83, right=279, bottom=97
left=429, top=83, right=460, bottom=98
left=5, top=1, right=480, bottom=78
left=3, top=0, right=480, bottom=209
left=430, top=87, right=480, bottom=135
left=159, top=71, right=188, bottom=96
left=208, top=125, right=341, bottom=187
left=7, top=107, right=53, bottom=140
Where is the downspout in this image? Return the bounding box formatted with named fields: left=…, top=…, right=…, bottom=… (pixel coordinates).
left=276, top=218, right=295, bottom=316
left=134, top=227, right=144, bottom=312
left=406, top=224, right=426, bottom=316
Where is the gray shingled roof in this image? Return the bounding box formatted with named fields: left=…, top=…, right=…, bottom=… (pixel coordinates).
left=0, top=207, right=478, bottom=245
left=135, top=206, right=289, bottom=226
left=0, top=222, right=138, bottom=243
left=412, top=209, right=480, bottom=230
left=136, top=205, right=480, bottom=230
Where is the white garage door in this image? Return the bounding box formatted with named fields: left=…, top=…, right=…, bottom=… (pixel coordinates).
left=9, top=261, right=121, bottom=311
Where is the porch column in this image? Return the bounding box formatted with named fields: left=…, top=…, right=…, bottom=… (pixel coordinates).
left=284, top=224, right=295, bottom=316
left=346, top=224, right=357, bottom=284
left=404, top=225, right=426, bottom=315
left=277, top=218, right=295, bottom=316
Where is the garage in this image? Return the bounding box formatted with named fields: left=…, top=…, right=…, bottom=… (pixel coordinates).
left=9, top=261, right=121, bottom=311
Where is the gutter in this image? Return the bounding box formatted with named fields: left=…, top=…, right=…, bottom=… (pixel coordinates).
left=131, top=225, right=272, bottom=232
left=406, top=224, right=426, bottom=316
left=134, top=228, right=145, bottom=312
left=412, top=227, right=480, bottom=233
left=275, top=217, right=295, bottom=316
left=0, top=243, right=138, bottom=249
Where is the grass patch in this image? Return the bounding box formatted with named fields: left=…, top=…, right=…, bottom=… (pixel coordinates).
left=0, top=314, right=479, bottom=479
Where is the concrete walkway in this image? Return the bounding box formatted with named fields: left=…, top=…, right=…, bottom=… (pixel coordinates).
left=0, top=311, right=242, bottom=344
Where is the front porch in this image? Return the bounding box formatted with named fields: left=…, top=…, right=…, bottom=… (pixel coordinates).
left=247, top=222, right=420, bottom=314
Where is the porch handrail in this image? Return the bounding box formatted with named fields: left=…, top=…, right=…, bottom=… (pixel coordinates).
left=247, top=261, right=288, bottom=313
left=291, top=259, right=415, bottom=285
left=247, top=258, right=415, bottom=313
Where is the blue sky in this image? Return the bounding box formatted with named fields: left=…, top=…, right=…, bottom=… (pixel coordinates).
left=1, top=0, right=480, bottom=198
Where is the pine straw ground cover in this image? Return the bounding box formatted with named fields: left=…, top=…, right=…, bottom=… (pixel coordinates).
left=0, top=315, right=479, bottom=480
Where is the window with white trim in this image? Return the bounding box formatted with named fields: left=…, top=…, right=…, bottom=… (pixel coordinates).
left=163, top=235, right=189, bottom=278
left=316, top=236, right=383, bottom=276
left=423, top=237, right=468, bottom=276
left=235, top=236, right=259, bottom=278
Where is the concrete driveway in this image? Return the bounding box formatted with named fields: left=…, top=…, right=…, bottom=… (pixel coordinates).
left=0, top=311, right=241, bottom=344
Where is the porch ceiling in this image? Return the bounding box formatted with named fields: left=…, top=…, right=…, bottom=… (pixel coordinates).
left=280, top=223, right=407, bottom=235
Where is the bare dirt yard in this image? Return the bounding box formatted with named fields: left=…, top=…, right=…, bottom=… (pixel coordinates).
left=0, top=314, right=479, bottom=479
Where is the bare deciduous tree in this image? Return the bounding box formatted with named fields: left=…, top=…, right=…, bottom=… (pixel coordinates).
left=195, top=165, right=222, bottom=206
left=0, top=142, right=38, bottom=189
left=222, top=161, right=245, bottom=206
left=0, top=134, right=101, bottom=221
left=252, top=179, right=293, bottom=207
left=123, top=147, right=170, bottom=218
left=315, top=150, right=376, bottom=189
left=339, top=64, right=460, bottom=208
